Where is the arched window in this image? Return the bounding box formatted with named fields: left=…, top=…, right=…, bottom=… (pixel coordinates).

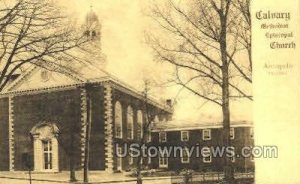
left=137, top=110, right=143, bottom=140
left=115, top=101, right=123, bottom=138
left=127, top=106, right=134, bottom=140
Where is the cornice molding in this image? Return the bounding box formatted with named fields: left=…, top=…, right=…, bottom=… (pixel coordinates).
left=0, top=77, right=172, bottom=113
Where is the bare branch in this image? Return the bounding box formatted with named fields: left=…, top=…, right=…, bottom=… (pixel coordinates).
left=0, top=0, right=93, bottom=91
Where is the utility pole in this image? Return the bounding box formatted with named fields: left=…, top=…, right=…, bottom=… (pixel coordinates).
left=83, top=84, right=92, bottom=183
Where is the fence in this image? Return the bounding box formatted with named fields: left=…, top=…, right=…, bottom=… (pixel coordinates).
left=171, top=172, right=254, bottom=184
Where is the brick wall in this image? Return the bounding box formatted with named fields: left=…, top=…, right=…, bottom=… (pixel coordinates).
left=0, top=98, right=9, bottom=170
left=150, top=127, right=254, bottom=172
left=88, top=85, right=106, bottom=170
left=111, top=88, right=172, bottom=171
left=13, top=89, right=82, bottom=171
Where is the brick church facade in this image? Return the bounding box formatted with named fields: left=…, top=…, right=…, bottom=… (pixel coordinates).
left=0, top=9, right=173, bottom=173
left=0, top=65, right=254, bottom=173
left=0, top=65, right=172, bottom=172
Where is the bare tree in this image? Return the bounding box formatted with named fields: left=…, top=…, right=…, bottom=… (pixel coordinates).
left=134, top=80, right=162, bottom=184
left=57, top=114, right=82, bottom=182
left=0, top=0, right=90, bottom=92
left=231, top=0, right=252, bottom=75
left=147, top=0, right=252, bottom=182
left=0, top=0, right=93, bottom=181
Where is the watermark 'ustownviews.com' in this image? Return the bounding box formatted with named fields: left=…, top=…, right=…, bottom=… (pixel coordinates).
left=115, top=143, right=278, bottom=159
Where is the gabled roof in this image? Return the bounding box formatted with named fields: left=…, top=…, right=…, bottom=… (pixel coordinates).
left=152, top=120, right=252, bottom=132
left=0, top=63, right=172, bottom=113
left=3, top=63, right=109, bottom=92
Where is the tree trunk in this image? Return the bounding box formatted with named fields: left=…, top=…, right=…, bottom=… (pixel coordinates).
left=69, top=123, right=77, bottom=182
left=69, top=163, right=76, bottom=182
left=220, top=13, right=235, bottom=183
left=136, top=162, right=143, bottom=184
left=69, top=137, right=77, bottom=182
left=136, top=138, right=143, bottom=184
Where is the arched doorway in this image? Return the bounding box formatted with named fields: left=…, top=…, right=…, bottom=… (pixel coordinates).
left=30, top=122, right=59, bottom=172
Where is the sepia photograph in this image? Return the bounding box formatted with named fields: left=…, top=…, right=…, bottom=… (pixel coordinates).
left=1, top=0, right=297, bottom=183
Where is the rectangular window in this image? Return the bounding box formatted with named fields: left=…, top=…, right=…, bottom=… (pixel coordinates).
left=202, top=129, right=211, bottom=140
left=250, top=154, right=254, bottom=162
left=159, top=155, right=168, bottom=168
left=159, top=132, right=167, bottom=142
left=230, top=128, right=235, bottom=140
left=203, top=154, right=212, bottom=163
left=231, top=155, right=236, bottom=163
left=203, top=147, right=212, bottom=163
left=181, top=149, right=190, bottom=163
left=181, top=131, right=189, bottom=142
left=42, top=140, right=52, bottom=170
left=230, top=147, right=235, bottom=163
left=203, top=155, right=212, bottom=163
left=147, top=132, right=152, bottom=142
left=129, top=156, right=134, bottom=165
left=140, top=158, right=143, bottom=165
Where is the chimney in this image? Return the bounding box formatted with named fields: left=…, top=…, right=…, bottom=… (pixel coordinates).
left=166, top=99, right=172, bottom=107
left=165, top=99, right=174, bottom=121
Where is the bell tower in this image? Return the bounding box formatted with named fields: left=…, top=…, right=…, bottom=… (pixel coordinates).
left=81, top=5, right=106, bottom=69
left=84, top=6, right=101, bottom=41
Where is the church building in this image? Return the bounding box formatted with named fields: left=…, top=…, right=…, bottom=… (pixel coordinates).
left=0, top=64, right=172, bottom=172
left=0, top=10, right=172, bottom=173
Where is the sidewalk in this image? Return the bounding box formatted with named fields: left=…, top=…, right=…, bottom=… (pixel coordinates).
left=0, top=171, right=171, bottom=184
left=0, top=171, right=253, bottom=184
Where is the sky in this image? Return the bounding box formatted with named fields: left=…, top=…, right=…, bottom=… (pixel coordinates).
left=57, top=0, right=252, bottom=123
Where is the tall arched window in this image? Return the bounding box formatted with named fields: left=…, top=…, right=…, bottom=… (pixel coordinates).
left=127, top=106, right=134, bottom=140
left=137, top=110, right=143, bottom=140
left=115, top=101, right=123, bottom=138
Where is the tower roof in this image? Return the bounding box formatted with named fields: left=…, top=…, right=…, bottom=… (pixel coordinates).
left=85, top=6, right=100, bottom=28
